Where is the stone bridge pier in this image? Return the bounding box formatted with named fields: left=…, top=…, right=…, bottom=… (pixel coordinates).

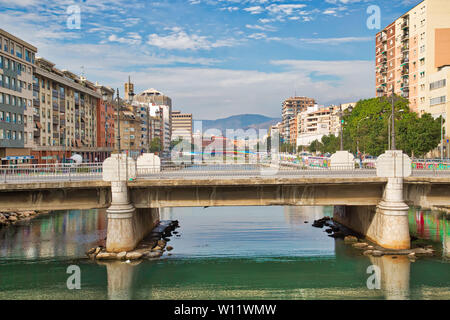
left=103, top=154, right=160, bottom=253
left=334, top=150, right=412, bottom=250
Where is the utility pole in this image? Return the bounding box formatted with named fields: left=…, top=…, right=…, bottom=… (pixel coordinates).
left=391, top=87, right=396, bottom=150
left=116, top=88, right=121, bottom=154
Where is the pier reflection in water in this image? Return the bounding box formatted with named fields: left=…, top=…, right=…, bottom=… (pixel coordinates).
left=0, top=206, right=448, bottom=300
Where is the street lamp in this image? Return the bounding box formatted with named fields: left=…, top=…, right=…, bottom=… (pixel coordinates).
left=116, top=88, right=121, bottom=154
left=390, top=88, right=396, bottom=150
left=339, top=104, right=344, bottom=151
left=388, top=109, right=404, bottom=150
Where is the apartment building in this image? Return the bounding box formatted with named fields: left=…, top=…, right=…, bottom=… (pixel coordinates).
left=281, top=96, right=316, bottom=142
left=115, top=108, right=140, bottom=157
left=95, top=84, right=115, bottom=161
left=296, top=105, right=341, bottom=147
left=32, top=58, right=102, bottom=163
left=171, top=111, right=192, bottom=143
left=375, top=0, right=450, bottom=142
left=134, top=88, right=173, bottom=156
left=0, top=29, right=36, bottom=164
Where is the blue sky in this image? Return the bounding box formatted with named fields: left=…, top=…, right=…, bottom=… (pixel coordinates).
left=0, top=0, right=422, bottom=119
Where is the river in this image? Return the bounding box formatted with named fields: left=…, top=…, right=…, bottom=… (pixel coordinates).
left=0, top=206, right=448, bottom=300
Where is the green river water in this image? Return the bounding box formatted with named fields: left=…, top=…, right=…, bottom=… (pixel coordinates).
left=0, top=206, right=448, bottom=300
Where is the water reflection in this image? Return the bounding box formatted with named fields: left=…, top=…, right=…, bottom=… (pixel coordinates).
left=100, top=261, right=139, bottom=300
left=0, top=209, right=106, bottom=260
left=369, top=255, right=411, bottom=300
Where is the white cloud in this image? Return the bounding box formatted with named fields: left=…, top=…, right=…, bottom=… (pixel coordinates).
left=147, top=28, right=237, bottom=50
left=266, top=4, right=307, bottom=16
left=243, top=6, right=264, bottom=14
left=245, top=24, right=276, bottom=32
left=108, top=33, right=142, bottom=45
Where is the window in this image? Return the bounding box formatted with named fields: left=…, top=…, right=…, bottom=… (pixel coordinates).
left=16, top=45, right=22, bottom=59
left=0, top=55, right=2, bottom=69
left=0, top=111, right=3, bottom=121
left=0, top=129, right=3, bottom=140
left=6, top=112, right=10, bottom=122
left=430, top=79, right=446, bottom=90
left=430, top=96, right=446, bottom=106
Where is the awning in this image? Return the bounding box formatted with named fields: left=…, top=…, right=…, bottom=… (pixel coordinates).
left=36, top=121, right=42, bottom=129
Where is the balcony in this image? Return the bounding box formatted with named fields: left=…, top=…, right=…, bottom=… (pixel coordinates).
left=33, top=99, right=40, bottom=107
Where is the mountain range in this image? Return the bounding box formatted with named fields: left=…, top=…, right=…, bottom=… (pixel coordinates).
left=197, top=114, right=281, bottom=133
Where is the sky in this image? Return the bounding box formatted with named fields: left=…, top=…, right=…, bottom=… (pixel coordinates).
left=0, top=0, right=423, bottom=119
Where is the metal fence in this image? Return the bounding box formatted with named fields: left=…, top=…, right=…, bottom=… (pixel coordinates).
left=0, top=163, right=103, bottom=183
left=2, top=159, right=450, bottom=184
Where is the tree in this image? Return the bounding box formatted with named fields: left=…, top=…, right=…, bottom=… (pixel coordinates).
left=149, top=137, right=161, bottom=153
left=342, top=96, right=441, bottom=157
left=320, top=134, right=340, bottom=154
left=397, top=113, right=442, bottom=157
left=308, top=140, right=322, bottom=153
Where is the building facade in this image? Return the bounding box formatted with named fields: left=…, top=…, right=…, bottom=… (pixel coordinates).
left=296, top=105, right=341, bottom=147
left=32, top=58, right=103, bottom=163
left=95, top=84, right=115, bottom=161
left=281, top=96, right=316, bottom=143
left=171, top=110, right=192, bottom=143
left=375, top=0, right=450, bottom=151
left=0, top=29, right=36, bottom=164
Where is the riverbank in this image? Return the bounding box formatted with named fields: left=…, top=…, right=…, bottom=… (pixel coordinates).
left=0, top=210, right=44, bottom=226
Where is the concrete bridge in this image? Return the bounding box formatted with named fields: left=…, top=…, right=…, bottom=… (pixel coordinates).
left=1, top=151, right=450, bottom=252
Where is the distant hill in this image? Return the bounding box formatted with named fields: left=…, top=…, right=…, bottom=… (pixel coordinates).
left=198, top=114, right=281, bottom=133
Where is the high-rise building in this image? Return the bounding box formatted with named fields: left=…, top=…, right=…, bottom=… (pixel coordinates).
left=171, top=111, right=192, bottom=143
left=375, top=0, right=450, bottom=145
left=134, top=88, right=173, bottom=157
left=281, top=96, right=316, bottom=143
left=0, top=29, right=37, bottom=164
left=32, top=57, right=102, bottom=163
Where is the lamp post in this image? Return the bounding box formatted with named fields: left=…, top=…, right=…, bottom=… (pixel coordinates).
left=388, top=109, right=404, bottom=150
left=339, top=104, right=344, bottom=151
left=116, top=88, right=121, bottom=154
left=390, top=88, right=396, bottom=150
left=441, top=113, right=446, bottom=161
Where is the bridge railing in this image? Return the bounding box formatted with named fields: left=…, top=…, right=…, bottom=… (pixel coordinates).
left=0, top=163, right=103, bottom=183
left=136, top=162, right=377, bottom=179
left=411, top=160, right=450, bottom=177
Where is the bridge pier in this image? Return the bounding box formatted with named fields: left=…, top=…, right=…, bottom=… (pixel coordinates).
left=334, top=151, right=412, bottom=250
left=103, top=154, right=160, bottom=253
